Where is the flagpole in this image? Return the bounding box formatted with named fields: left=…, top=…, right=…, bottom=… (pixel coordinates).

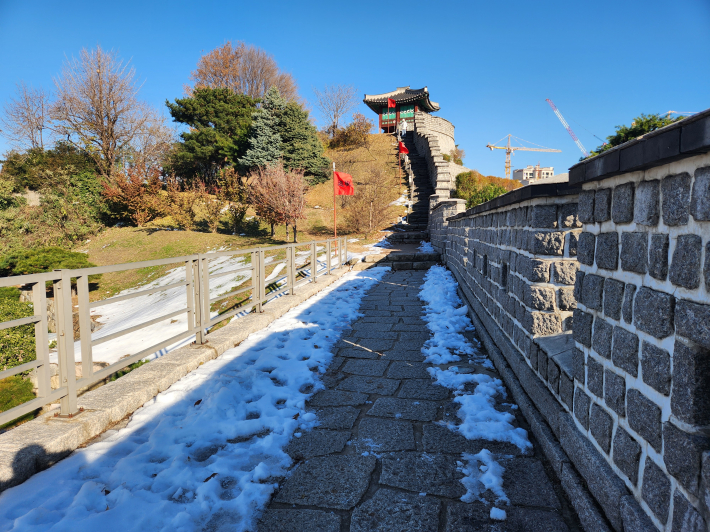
left=333, top=161, right=337, bottom=238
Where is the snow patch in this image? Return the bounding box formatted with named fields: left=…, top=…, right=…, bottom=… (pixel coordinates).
left=418, top=241, right=434, bottom=253
left=458, top=450, right=509, bottom=506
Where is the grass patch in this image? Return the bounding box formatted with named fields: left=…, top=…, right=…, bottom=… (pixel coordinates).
left=0, top=376, right=38, bottom=430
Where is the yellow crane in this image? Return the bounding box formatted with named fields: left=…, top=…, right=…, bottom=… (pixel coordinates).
left=486, top=134, right=561, bottom=179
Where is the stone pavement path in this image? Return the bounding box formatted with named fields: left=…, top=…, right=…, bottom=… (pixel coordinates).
left=256, top=270, right=581, bottom=532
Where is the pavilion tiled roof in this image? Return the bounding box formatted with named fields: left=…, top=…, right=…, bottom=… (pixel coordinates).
left=363, top=86, right=440, bottom=113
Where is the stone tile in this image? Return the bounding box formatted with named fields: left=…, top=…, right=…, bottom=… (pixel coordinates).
left=633, top=287, right=675, bottom=339
left=671, top=489, right=706, bottom=532
left=347, top=330, right=398, bottom=340
left=312, top=406, right=360, bottom=430
left=309, top=390, right=368, bottom=407
left=675, top=299, right=710, bottom=349
left=336, top=376, right=400, bottom=395
left=634, top=179, right=660, bottom=226
left=422, top=423, right=526, bottom=456
left=380, top=452, right=465, bottom=498
left=663, top=421, right=708, bottom=495
left=273, top=455, right=376, bottom=509
left=642, top=457, right=671, bottom=524
left=504, top=507, right=570, bottom=532
left=356, top=418, right=415, bottom=452
left=342, top=359, right=390, bottom=376
left=649, top=233, right=669, bottom=280
left=504, top=457, right=561, bottom=509
left=671, top=339, right=710, bottom=425
left=612, top=326, right=639, bottom=377
left=397, top=379, right=449, bottom=400
left=640, top=342, right=671, bottom=395
left=366, top=398, right=438, bottom=421
left=612, top=182, right=635, bottom=224
left=256, top=509, right=340, bottom=532
left=335, top=347, right=380, bottom=359
left=620, top=232, right=648, bottom=274
left=622, top=283, right=636, bottom=324
left=392, top=323, right=426, bottom=332
left=379, top=348, right=426, bottom=361
left=351, top=322, right=393, bottom=331
left=350, top=488, right=441, bottom=532
left=386, top=362, right=431, bottom=379
left=445, top=502, right=495, bottom=532
left=284, top=430, right=351, bottom=460
left=604, top=369, right=626, bottom=417
left=627, top=389, right=662, bottom=452
left=669, top=234, right=702, bottom=289
left=661, top=172, right=691, bottom=226
left=613, top=427, right=641, bottom=485
left=596, top=232, right=619, bottom=270
left=590, top=403, right=613, bottom=454
left=603, top=278, right=625, bottom=320
left=592, top=320, right=613, bottom=359
left=336, top=337, right=395, bottom=351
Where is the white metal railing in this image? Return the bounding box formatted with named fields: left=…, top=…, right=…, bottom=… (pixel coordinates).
left=0, top=237, right=347, bottom=426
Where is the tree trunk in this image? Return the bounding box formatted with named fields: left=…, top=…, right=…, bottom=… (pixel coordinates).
left=270, top=222, right=275, bottom=237
left=285, top=223, right=289, bottom=241
left=293, top=222, right=298, bottom=243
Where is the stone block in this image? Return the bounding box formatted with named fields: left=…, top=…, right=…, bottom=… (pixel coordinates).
left=559, top=462, right=615, bottom=532
left=311, top=407, right=359, bottom=430
left=572, top=309, right=593, bottom=347
left=568, top=231, right=579, bottom=256
left=669, top=234, right=702, bottom=289
left=592, top=319, right=613, bottom=359
left=613, top=426, right=641, bottom=485
left=397, top=379, right=449, bottom=401
left=706, top=242, right=710, bottom=291
left=342, top=359, right=389, bottom=376
left=612, top=326, right=639, bottom=377
left=573, top=270, right=585, bottom=301
left=574, top=387, right=591, bottom=429
left=640, top=341, right=671, bottom=395
left=690, top=165, right=710, bottom=221
left=634, top=180, right=660, bottom=226
left=558, top=287, right=575, bottom=311
left=594, top=188, right=612, bottom=222
left=622, top=283, right=636, bottom=324
left=605, top=369, right=626, bottom=417
left=380, top=452, right=465, bottom=498
left=620, top=495, right=658, bottom=532
left=531, top=231, right=565, bottom=256
left=366, top=398, right=437, bottom=421
left=581, top=273, right=604, bottom=310
left=503, top=457, right=562, bottom=509
left=531, top=204, right=558, bottom=228
left=603, top=278, right=624, bottom=320
left=553, top=261, right=578, bottom=285
left=285, top=430, right=351, bottom=460
left=671, top=338, right=710, bottom=425
left=337, top=376, right=400, bottom=395
left=649, top=233, right=669, bottom=280
left=548, top=359, right=560, bottom=393
left=663, top=422, right=709, bottom=496
left=596, top=232, right=619, bottom=270
left=528, top=312, right=562, bottom=336
left=620, top=232, right=648, bottom=274
left=560, top=203, right=581, bottom=228
left=578, top=190, right=595, bottom=223
left=526, top=257, right=552, bottom=282
left=590, top=403, right=613, bottom=453
left=627, top=388, right=662, bottom=452
left=351, top=488, right=441, bottom=532
left=256, top=510, right=340, bottom=532
left=587, top=356, right=604, bottom=397
left=559, top=372, right=574, bottom=408
left=671, top=489, right=706, bottom=532
left=675, top=299, right=710, bottom=349
left=634, top=287, right=675, bottom=339
left=309, top=390, right=368, bottom=407
left=577, top=232, right=596, bottom=266
left=357, top=418, right=415, bottom=452
left=527, top=286, right=556, bottom=311
left=662, top=172, right=692, bottom=226
left=642, top=457, right=671, bottom=525
left=612, top=182, right=635, bottom=223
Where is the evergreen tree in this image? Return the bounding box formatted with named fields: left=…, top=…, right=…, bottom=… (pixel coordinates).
left=239, top=86, right=285, bottom=169
left=278, top=102, right=331, bottom=184
left=165, top=88, right=257, bottom=184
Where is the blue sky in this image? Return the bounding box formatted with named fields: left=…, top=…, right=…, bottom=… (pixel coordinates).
left=1, top=0, right=709, bottom=177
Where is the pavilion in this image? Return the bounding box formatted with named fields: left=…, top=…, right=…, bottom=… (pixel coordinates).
left=363, top=86, right=440, bottom=133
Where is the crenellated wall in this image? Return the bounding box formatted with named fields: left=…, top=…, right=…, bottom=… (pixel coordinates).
left=429, top=109, right=710, bottom=532
left=412, top=112, right=456, bottom=197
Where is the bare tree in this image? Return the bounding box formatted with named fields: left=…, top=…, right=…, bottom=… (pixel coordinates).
left=0, top=82, right=53, bottom=149
left=188, top=41, right=299, bottom=102
left=313, top=84, right=359, bottom=136
left=51, top=46, right=168, bottom=177
left=249, top=162, right=307, bottom=241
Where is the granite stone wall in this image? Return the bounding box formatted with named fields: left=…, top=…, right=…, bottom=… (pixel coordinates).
left=429, top=146, right=710, bottom=530
left=412, top=112, right=455, bottom=197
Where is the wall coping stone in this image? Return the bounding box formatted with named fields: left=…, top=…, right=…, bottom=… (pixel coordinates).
left=0, top=266, right=354, bottom=494
left=569, top=107, right=710, bottom=186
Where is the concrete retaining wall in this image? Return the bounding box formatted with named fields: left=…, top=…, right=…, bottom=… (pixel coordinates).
left=429, top=110, right=710, bottom=531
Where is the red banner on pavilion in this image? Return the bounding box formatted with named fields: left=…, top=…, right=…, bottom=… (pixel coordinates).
left=387, top=98, right=396, bottom=108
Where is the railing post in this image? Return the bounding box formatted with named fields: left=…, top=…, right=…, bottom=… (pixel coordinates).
left=326, top=240, right=332, bottom=275
left=343, top=237, right=348, bottom=265
left=311, top=242, right=317, bottom=282
left=288, top=245, right=296, bottom=295
left=258, top=249, right=266, bottom=311
left=32, top=280, right=50, bottom=398
left=54, top=271, right=78, bottom=417
left=77, top=274, right=93, bottom=381
left=200, top=255, right=210, bottom=337
left=186, top=258, right=201, bottom=344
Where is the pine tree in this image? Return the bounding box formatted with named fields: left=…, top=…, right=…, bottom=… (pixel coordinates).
left=239, top=86, right=285, bottom=169
left=278, top=102, right=331, bottom=185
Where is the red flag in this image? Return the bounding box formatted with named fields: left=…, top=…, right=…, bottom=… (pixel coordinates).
left=387, top=98, right=396, bottom=108
left=398, top=142, right=409, bottom=154
left=334, top=171, right=354, bottom=195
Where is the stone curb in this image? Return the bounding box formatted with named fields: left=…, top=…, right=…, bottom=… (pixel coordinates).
left=451, top=271, right=615, bottom=532
left=0, top=267, right=353, bottom=494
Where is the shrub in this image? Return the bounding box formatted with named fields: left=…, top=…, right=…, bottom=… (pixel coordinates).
left=0, top=287, right=20, bottom=300
left=0, top=247, right=97, bottom=277
left=330, top=113, right=374, bottom=149
left=166, top=177, right=203, bottom=231
left=453, top=171, right=513, bottom=208
left=0, top=298, right=35, bottom=372
left=101, top=165, right=165, bottom=226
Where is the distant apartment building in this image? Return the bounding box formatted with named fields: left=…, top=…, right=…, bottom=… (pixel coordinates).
left=513, top=164, right=554, bottom=184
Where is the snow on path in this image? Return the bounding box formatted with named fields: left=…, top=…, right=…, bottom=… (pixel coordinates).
left=0, top=267, right=390, bottom=532
left=61, top=249, right=338, bottom=365
left=418, top=241, right=434, bottom=253
left=418, top=265, right=532, bottom=518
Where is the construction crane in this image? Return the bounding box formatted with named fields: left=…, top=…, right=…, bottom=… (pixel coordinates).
left=664, top=110, right=697, bottom=119
left=486, top=135, right=561, bottom=180
left=546, top=99, right=589, bottom=157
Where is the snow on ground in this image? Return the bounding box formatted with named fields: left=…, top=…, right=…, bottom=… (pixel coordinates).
left=418, top=265, right=532, bottom=519
left=418, top=241, right=435, bottom=253
left=58, top=250, right=335, bottom=365
left=0, top=267, right=390, bottom=532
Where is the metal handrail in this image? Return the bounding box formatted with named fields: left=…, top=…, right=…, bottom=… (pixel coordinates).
left=0, top=237, right=347, bottom=426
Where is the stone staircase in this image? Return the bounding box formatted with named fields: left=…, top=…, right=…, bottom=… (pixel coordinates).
left=400, top=132, right=433, bottom=231
left=353, top=251, right=440, bottom=270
